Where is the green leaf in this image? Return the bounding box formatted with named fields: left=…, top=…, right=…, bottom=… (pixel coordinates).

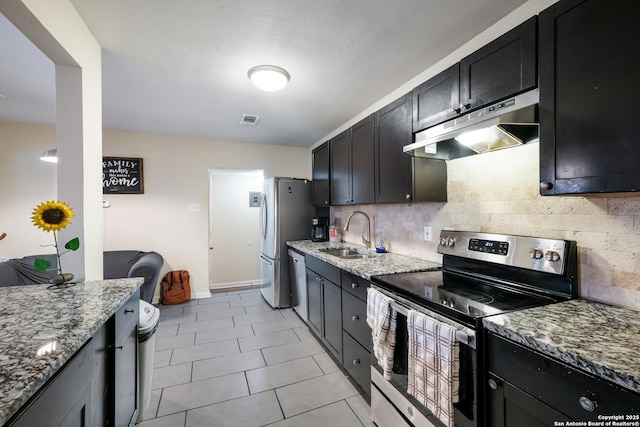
left=34, top=258, right=52, bottom=272
left=64, top=237, right=80, bottom=251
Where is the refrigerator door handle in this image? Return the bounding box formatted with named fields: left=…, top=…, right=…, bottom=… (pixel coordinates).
left=260, top=192, right=268, bottom=242
left=259, top=254, right=273, bottom=266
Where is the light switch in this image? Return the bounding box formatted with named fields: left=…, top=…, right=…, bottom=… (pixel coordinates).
left=249, top=192, right=262, bottom=207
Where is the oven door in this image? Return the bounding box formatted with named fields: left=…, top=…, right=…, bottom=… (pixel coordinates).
left=370, top=288, right=478, bottom=427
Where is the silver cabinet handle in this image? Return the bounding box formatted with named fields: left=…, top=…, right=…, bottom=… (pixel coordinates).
left=579, top=396, right=597, bottom=412
left=351, top=283, right=359, bottom=289
left=540, top=181, right=553, bottom=190
left=488, top=379, right=498, bottom=390
left=352, top=359, right=360, bottom=365
left=352, top=315, right=359, bottom=321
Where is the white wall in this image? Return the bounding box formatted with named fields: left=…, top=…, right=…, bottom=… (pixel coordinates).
left=0, top=122, right=57, bottom=259
left=102, top=129, right=310, bottom=299
left=209, top=169, right=263, bottom=288
left=1, top=123, right=310, bottom=298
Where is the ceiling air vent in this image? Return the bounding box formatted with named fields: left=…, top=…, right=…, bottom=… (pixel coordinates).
left=240, top=114, right=260, bottom=125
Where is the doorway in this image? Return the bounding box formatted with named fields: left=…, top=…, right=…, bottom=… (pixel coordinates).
left=208, top=169, right=264, bottom=290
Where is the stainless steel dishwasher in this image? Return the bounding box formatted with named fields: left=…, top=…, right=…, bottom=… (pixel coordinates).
left=288, top=249, right=308, bottom=322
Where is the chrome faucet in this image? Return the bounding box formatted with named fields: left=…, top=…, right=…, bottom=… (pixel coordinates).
left=344, top=211, right=371, bottom=248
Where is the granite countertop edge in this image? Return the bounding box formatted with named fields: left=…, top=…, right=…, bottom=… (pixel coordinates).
left=483, top=299, right=640, bottom=394
left=0, top=277, right=143, bottom=425
left=287, top=240, right=441, bottom=279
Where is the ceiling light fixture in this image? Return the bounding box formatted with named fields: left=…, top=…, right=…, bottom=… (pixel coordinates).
left=40, top=148, right=58, bottom=163
left=247, top=65, right=290, bottom=92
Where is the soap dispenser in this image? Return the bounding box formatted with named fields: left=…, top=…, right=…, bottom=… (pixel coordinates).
left=375, top=230, right=387, bottom=253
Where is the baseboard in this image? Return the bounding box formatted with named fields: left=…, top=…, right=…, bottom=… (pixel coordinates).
left=151, top=290, right=215, bottom=304
left=152, top=280, right=264, bottom=304
left=210, top=279, right=263, bottom=293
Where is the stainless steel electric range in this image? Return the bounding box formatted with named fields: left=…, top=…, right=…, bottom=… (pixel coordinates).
left=370, top=230, right=578, bottom=427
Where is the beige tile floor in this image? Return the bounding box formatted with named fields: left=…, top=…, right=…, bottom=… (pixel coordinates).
left=136, top=288, right=372, bottom=427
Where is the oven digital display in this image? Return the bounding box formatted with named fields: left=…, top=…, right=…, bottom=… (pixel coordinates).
left=468, top=238, right=509, bottom=255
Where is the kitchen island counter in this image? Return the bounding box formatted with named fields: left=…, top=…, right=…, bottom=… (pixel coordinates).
left=288, top=240, right=441, bottom=279
left=484, top=299, right=640, bottom=394
left=0, top=278, right=142, bottom=425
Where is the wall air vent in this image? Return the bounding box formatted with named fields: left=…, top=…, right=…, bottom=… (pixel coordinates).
left=240, top=114, right=260, bottom=125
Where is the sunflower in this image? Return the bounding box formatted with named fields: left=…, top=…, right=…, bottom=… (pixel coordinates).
left=31, top=200, right=74, bottom=232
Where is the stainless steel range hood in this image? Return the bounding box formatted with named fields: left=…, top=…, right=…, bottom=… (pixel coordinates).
left=404, top=89, right=539, bottom=160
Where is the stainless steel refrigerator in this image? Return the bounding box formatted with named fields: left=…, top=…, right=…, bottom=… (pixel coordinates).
left=259, top=177, right=314, bottom=308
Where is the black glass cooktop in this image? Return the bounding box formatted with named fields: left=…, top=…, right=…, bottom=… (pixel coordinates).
left=371, top=269, right=557, bottom=320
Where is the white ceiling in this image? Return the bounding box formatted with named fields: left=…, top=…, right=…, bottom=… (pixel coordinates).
left=0, top=0, right=527, bottom=148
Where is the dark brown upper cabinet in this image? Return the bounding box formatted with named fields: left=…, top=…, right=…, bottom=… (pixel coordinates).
left=375, top=93, right=414, bottom=203
left=330, top=115, right=375, bottom=205
left=312, top=141, right=330, bottom=206
left=459, top=16, right=537, bottom=113
left=412, top=64, right=460, bottom=133
left=377, top=93, right=447, bottom=203
left=539, top=0, right=640, bottom=195
left=413, top=17, right=537, bottom=134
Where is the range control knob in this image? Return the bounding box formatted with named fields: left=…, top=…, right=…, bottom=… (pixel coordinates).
left=529, top=249, right=544, bottom=259
left=447, top=238, right=456, bottom=247
left=545, top=251, right=561, bottom=262
left=440, top=237, right=448, bottom=246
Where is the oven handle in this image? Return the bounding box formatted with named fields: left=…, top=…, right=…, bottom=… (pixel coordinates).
left=373, top=285, right=476, bottom=349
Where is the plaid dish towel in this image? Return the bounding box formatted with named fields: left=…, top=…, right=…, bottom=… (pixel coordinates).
left=366, top=287, right=397, bottom=380
left=407, top=310, right=460, bottom=427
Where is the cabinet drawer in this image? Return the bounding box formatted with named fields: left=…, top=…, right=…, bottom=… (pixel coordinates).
left=342, top=331, right=371, bottom=395
left=341, top=270, right=369, bottom=301
left=487, top=333, right=640, bottom=420
left=342, top=290, right=372, bottom=351
left=306, top=255, right=341, bottom=285
left=115, top=291, right=139, bottom=343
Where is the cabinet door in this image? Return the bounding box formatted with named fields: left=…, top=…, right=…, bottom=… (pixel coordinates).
left=375, top=93, right=413, bottom=203
left=10, top=340, right=95, bottom=427
left=486, top=373, right=567, bottom=427
left=539, top=0, right=640, bottom=195
left=342, top=331, right=371, bottom=395
left=350, top=114, right=375, bottom=205
left=330, top=129, right=351, bottom=205
left=306, top=269, right=322, bottom=338
left=322, top=279, right=342, bottom=360
left=460, top=16, right=537, bottom=112
left=413, top=157, right=447, bottom=202
left=342, top=290, right=371, bottom=351
left=113, top=293, right=139, bottom=427
left=312, top=141, right=331, bottom=206
left=412, top=63, right=460, bottom=132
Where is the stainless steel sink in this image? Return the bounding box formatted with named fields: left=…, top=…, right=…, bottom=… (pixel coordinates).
left=319, top=247, right=376, bottom=259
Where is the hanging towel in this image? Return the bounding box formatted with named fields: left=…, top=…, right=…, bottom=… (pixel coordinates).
left=407, top=310, right=460, bottom=427
left=366, top=287, right=397, bottom=380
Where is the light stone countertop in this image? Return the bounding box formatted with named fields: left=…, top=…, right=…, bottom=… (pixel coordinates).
left=0, top=278, right=143, bottom=425
left=287, top=240, right=441, bottom=279
left=483, top=299, right=640, bottom=394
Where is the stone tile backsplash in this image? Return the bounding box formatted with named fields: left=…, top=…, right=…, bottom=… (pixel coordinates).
left=331, top=143, right=640, bottom=310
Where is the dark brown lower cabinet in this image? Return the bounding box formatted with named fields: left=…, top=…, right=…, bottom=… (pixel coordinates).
left=305, top=256, right=372, bottom=397
left=112, top=293, right=139, bottom=427
left=486, top=372, right=565, bottom=427
left=305, top=256, right=342, bottom=361
left=322, top=279, right=343, bottom=360
left=9, top=339, right=95, bottom=427
left=7, top=291, right=140, bottom=427
left=486, top=332, right=640, bottom=425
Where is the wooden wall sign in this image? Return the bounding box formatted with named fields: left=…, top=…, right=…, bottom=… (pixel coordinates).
left=102, top=157, right=144, bottom=194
